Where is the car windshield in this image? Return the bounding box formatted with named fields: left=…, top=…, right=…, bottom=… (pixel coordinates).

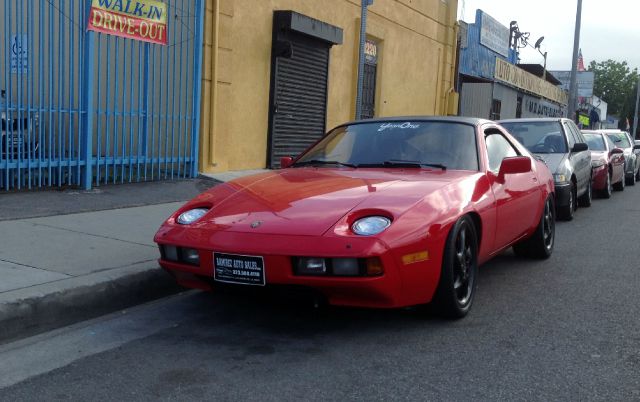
left=583, top=133, right=606, bottom=151
left=605, top=132, right=630, bottom=148
left=500, top=121, right=567, bottom=154
left=294, top=121, right=479, bottom=171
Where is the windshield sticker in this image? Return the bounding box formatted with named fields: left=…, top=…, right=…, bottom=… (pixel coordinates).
left=378, top=122, right=420, bottom=132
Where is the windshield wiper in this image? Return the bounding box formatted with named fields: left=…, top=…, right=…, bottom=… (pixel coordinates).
left=292, top=159, right=357, bottom=168
left=358, top=160, right=447, bottom=170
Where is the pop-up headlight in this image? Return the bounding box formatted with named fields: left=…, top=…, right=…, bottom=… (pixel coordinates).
left=352, top=216, right=391, bottom=236
left=177, top=208, right=209, bottom=224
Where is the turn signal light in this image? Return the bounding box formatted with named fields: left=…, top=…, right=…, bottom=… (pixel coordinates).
left=293, top=257, right=384, bottom=277
left=365, top=257, right=384, bottom=276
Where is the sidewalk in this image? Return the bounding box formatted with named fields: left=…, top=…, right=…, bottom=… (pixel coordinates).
left=0, top=171, right=266, bottom=343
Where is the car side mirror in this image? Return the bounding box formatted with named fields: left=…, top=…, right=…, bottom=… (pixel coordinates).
left=499, top=156, right=532, bottom=177
left=572, top=142, right=588, bottom=152
left=280, top=156, right=294, bottom=168
left=610, top=147, right=624, bottom=155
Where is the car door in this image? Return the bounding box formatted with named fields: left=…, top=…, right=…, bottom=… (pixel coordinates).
left=565, top=121, right=591, bottom=195
left=484, top=128, right=541, bottom=250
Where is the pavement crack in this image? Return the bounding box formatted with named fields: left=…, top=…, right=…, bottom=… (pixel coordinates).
left=26, top=223, right=157, bottom=248
left=0, top=258, right=52, bottom=272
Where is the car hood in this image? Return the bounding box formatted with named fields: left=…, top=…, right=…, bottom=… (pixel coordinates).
left=534, top=153, right=566, bottom=173
left=189, top=168, right=474, bottom=236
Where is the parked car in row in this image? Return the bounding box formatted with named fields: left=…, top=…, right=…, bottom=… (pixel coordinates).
left=581, top=130, right=625, bottom=197
left=602, top=129, right=640, bottom=185
left=499, top=118, right=592, bottom=221
left=155, top=117, right=556, bottom=319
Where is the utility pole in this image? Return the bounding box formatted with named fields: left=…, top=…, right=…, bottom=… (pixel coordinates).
left=567, top=0, right=582, bottom=121
left=633, top=75, right=640, bottom=138
left=355, top=0, right=373, bottom=120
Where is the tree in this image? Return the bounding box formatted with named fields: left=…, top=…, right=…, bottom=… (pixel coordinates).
left=588, top=60, right=638, bottom=128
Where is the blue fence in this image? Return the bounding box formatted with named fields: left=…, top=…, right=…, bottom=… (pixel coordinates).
left=0, top=0, right=204, bottom=191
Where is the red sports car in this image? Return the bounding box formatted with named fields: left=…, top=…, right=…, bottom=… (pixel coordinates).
left=155, top=117, right=555, bottom=318
left=582, top=130, right=625, bottom=197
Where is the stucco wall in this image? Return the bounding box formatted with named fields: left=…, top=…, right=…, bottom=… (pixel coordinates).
left=200, top=0, right=459, bottom=173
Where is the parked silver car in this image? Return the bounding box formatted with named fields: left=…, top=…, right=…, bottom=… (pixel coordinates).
left=499, top=117, right=592, bottom=221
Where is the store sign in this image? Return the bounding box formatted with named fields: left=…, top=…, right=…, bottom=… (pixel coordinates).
left=548, top=71, right=594, bottom=98
left=522, top=95, right=563, bottom=118
left=494, top=58, right=568, bottom=105
left=87, top=0, right=168, bottom=45
left=479, top=11, right=509, bottom=57
left=364, top=39, right=378, bottom=64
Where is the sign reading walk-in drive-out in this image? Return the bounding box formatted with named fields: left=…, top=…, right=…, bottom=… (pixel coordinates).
left=87, top=0, right=168, bottom=45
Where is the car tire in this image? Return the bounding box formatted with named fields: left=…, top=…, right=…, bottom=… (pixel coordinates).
left=558, top=182, right=576, bottom=221
left=627, top=171, right=636, bottom=186
left=635, top=166, right=640, bottom=182
left=578, top=176, right=592, bottom=207
left=601, top=171, right=612, bottom=199
left=431, top=216, right=478, bottom=319
left=513, top=195, right=555, bottom=259
left=614, top=174, right=625, bottom=191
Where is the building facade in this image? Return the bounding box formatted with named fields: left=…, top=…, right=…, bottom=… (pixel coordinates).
left=457, top=10, right=567, bottom=121
left=199, top=0, right=460, bottom=173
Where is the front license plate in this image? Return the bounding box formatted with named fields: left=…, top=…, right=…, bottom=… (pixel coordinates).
left=213, top=252, right=265, bottom=286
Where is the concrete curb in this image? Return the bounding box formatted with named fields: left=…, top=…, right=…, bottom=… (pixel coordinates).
left=0, top=262, right=181, bottom=344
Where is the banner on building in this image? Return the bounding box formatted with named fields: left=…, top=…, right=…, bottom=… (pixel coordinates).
left=548, top=71, right=594, bottom=98
left=494, top=58, right=568, bottom=105
left=87, top=0, right=168, bottom=45
left=479, top=11, right=510, bottom=57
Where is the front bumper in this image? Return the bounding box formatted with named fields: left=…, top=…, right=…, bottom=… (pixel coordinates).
left=554, top=182, right=572, bottom=209
left=592, top=165, right=608, bottom=191
left=155, top=226, right=445, bottom=309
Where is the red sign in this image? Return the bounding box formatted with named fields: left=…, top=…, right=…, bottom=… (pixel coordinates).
left=87, top=0, right=168, bottom=45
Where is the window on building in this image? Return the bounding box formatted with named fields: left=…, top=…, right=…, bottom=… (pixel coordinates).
left=360, top=39, right=379, bottom=119
left=490, top=99, right=502, bottom=120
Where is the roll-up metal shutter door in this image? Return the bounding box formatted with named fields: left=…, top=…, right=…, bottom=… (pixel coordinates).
left=269, top=33, right=330, bottom=168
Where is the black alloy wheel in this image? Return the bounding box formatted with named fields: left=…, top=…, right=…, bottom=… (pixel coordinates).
left=513, top=195, right=555, bottom=259
left=431, top=216, right=478, bottom=319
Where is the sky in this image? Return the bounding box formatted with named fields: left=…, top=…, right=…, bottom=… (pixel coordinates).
left=458, top=0, right=640, bottom=72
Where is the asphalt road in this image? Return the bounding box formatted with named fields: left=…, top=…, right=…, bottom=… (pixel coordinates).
left=1, top=184, right=640, bottom=401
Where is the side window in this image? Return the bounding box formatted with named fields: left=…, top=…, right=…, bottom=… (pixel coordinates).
left=571, top=123, right=586, bottom=144
left=563, top=123, right=576, bottom=149
left=568, top=122, right=584, bottom=145
left=605, top=135, right=616, bottom=150
left=485, top=132, right=518, bottom=173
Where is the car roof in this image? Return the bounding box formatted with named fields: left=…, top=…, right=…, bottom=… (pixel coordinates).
left=497, top=117, right=568, bottom=124
left=336, top=116, right=492, bottom=128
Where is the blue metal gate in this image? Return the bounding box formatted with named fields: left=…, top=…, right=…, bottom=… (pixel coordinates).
left=0, top=0, right=204, bottom=190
